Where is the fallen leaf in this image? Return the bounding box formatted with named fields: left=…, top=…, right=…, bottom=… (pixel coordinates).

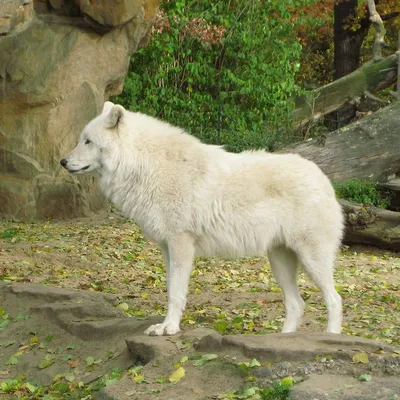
left=68, top=359, right=79, bottom=368
left=0, top=319, right=10, bottom=329
left=5, top=356, right=18, bottom=365
left=242, top=387, right=257, bottom=397
left=174, top=339, right=191, bottom=350
left=29, top=336, right=39, bottom=345
left=249, top=358, right=261, bottom=368
left=352, top=352, right=369, bottom=364
left=193, top=354, right=218, bottom=367
left=118, top=302, right=129, bottom=311
left=169, top=367, right=185, bottom=383
left=65, top=373, right=75, bottom=382
left=133, top=375, right=145, bottom=383
left=86, top=356, right=95, bottom=366
left=38, top=359, right=54, bottom=369
left=156, top=376, right=168, bottom=384
left=25, top=382, right=38, bottom=393
left=358, top=374, right=372, bottom=382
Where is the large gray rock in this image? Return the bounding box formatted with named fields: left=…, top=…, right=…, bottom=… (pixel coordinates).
left=0, top=0, right=160, bottom=220
left=0, top=282, right=163, bottom=385
left=195, top=331, right=395, bottom=362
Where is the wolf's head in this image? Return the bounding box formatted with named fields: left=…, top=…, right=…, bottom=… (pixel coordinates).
left=60, top=101, right=125, bottom=174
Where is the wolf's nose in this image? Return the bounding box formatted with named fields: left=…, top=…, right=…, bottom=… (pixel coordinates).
left=60, top=159, right=68, bottom=168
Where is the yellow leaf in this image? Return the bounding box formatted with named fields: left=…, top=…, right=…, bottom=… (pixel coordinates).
left=169, top=367, right=185, bottom=383
left=29, top=336, right=39, bottom=345
left=194, top=288, right=202, bottom=295
left=133, top=375, right=145, bottom=383
left=352, top=352, right=369, bottom=364
left=174, top=356, right=189, bottom=368
left=141, top=292, right=149, bottom=299
left=118, top=303, right=129, bottom=311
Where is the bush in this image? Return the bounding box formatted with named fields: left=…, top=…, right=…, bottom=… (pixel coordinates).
left=334, top=180, right=391, bottom=208
left=113, top=0, right=313, bottom=152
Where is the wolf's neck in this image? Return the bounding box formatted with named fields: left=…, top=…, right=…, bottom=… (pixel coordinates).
left=99, top=153, right=155, bottom=220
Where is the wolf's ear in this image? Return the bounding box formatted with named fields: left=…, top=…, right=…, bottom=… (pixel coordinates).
left=107, top=105, right=125, bottom=129
left=102, top=101, right=114, bottom=114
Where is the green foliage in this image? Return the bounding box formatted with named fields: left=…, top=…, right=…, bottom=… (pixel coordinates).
left=0, top=228, right=17, bottom=239
left=113, top=0, right=313, bottom=152
left=260, top=378, right=293, bottom=400
left=220, top=377, right=294, bottom=399
left=334, top=180, right=391, bottom=208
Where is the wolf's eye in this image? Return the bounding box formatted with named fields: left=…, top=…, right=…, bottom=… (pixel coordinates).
left=85, top=139, right=91, bottom=145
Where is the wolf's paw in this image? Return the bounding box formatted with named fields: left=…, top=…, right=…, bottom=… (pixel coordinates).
left=144, top=322, right=180, bottom=336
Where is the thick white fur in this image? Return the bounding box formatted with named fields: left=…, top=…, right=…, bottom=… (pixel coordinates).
left=61, top=101, right=344, bottom=336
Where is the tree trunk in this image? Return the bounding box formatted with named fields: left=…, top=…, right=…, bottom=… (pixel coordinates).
left=285, top=101, right=400, bottom=183
left=292, top=53, right=398, bottom=126
left=324, top=0, right=372, bottom=129
left=334, top=0, right=371, bottom=80
left=340, top=199, right=400, bottom=251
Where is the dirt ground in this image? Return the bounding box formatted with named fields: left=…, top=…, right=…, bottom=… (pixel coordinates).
left=1, top=213, right=399, bottom=344
left=0, top=213, right=399, bottom=398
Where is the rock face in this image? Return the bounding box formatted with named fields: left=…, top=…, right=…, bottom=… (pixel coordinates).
left=0, top=0, right=160, bottom=220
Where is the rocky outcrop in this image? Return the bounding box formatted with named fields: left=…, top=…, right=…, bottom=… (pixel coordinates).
left=0, top=0, right=160, bottom=220
left=2, top=282, right=399, bottom=400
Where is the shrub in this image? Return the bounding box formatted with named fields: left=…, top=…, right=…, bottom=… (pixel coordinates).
left=113, top=0, right=313, bottom=152
left=334, top=180, right=391, bottom=208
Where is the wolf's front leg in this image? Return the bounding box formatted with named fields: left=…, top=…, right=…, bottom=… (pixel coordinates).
left=144, top=234, right=195, bottom=336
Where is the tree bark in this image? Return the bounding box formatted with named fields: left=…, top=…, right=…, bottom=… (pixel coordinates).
left=285, top=101, right=400, bottom=183
left=340, top=199, right=400, bottom=251
left=292, top=53, right=398, bottom=126
left=334, top=0, right=371, bottom=80
left=324, top=0, right=372, bottom=129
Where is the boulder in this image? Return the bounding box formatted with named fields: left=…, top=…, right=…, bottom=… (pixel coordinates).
left=0, top=0, right=160, bottom=220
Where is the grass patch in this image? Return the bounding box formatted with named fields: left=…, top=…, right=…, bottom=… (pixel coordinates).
left=334, top=179, right=391, bottom=208
left=0, top=228, right=18, bottom=239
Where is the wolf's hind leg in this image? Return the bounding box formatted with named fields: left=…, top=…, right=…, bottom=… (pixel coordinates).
left=144, top=234, right=195, bottom=336
left=268, top=246, right=305, bottom=333
left=296, top=247, right=342, bottom=334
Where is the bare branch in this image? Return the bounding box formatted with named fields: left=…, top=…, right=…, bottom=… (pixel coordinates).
left=363, top=90, right=390, bottom=105
left=366, top=0, right=386, bottom=61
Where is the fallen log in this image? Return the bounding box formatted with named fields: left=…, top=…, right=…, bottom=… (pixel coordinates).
left=282, top=101, right=400, bottom=183
left=292, top=53, right=398, bottom=126
left=340, top=199, right=400, bottom=252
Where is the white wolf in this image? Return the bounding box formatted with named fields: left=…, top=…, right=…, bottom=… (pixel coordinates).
left=61, top=101, right=344, bottom=336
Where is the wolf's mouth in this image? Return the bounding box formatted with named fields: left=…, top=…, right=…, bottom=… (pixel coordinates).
left=69, top=165, right=90, bottom=173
